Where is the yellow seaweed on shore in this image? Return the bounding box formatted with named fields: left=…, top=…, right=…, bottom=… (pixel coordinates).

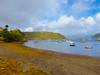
left=0, top=58, right=47, bottom=75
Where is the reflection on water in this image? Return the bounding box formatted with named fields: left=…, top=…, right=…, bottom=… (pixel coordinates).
left=24, top=40, right=100, bottom=57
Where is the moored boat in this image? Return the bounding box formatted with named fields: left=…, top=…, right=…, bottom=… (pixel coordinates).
left=69, top=41, right=75, bottom=46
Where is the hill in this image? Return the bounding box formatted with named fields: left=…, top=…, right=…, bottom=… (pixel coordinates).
left=24, top=32, right=66, bottom=40
left=94, top=33, right=100, bottom=41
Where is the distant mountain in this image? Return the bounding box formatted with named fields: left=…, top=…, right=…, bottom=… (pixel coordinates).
left=24, top=32, right=67, bottom=40
left=94, top=33, right=100, bottom=41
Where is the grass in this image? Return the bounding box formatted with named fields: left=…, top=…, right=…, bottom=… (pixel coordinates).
left=0, top=42, right=100, bottom=75
left=24, top=32, right=66, bottom=40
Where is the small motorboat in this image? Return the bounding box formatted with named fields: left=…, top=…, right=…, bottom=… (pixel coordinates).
left=84, top=45, right=93, bottom=49
left=69, top=41, right=75, bottom=46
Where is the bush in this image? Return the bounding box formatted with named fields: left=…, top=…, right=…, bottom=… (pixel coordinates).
left=9, top=29, right=25, bottom=42
left=0, top=30, right=4, bottom=41
left=1, top=29, right=25, bottom=42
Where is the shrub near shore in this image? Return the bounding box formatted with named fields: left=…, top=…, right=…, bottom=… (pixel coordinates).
left=0, top=25, right=25, bottom=42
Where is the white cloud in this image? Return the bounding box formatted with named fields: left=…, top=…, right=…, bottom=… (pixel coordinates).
left=58, top=16, right=75, bottom=27
left=32, top=12, right=100, bottom=37
left=47, top=16, right=81, bottom=30
left=25, top=27, right=34, bottom=32
left=95, top=13, right=100, bottom=22
left=47, top=16, right=77, bottom=29
left=83, top=16, right=96, bottom=26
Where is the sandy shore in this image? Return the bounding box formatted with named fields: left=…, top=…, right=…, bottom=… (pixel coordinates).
left=0, top=42, right=100, bottom=75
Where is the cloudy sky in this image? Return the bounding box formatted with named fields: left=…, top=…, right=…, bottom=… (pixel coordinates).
left=0, top=0, right=100, bottom=37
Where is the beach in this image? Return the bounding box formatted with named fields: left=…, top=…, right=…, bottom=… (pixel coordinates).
left=0, top=42, right=100, bottom=75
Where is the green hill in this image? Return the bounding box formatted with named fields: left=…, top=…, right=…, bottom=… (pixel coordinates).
left=24, top=32, right=66, bottom=40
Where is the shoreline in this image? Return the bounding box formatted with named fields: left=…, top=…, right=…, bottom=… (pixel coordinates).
left=0, top=41, right=100, bottom=59
left=24, top=41, right=100, bottom=58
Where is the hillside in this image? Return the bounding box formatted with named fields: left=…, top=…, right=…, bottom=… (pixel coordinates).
left=24, top=32, right=66, bottom=40
left=94, top=33, right=100, bottom=41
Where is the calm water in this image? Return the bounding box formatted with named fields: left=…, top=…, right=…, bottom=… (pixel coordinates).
left=25, top=40, right=100, bottom=57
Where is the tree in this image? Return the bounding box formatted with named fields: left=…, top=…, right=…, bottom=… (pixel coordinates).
left=0, top=25, right=25, bottom=42
left=2, top=29, right=24, bottom=42
left=9, top=29, right=25, bottom=42
left=5, top=25, right=9, bottom=31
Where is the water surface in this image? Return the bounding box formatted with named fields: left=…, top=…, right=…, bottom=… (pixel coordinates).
left=25, top=40, right=100, bottom=57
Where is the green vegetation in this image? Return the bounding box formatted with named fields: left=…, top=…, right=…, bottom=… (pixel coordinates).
left=0, top=25, right=25, bottom=42
left=0, top=25, right=66, bottom=42
left=24, top=32, right=66, bottom=40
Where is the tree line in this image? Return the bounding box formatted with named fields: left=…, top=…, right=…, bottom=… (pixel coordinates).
left=0, top=25, right=25, bottom=42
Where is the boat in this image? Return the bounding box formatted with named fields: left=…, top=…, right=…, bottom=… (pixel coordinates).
left=69, top=41, right=75, bottom=46
left=84, top=45, right=93, bottom=49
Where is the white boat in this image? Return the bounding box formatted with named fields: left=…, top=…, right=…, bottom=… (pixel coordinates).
left=84, top=45, right=93, bottom=49
left=69, top=41, right=75, bottom=46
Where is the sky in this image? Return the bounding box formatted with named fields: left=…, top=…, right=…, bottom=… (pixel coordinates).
left=0, top=0, right=100, bottom=38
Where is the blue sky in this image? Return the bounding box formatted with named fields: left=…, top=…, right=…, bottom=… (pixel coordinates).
left=0, top=0, right=100, bottom=37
